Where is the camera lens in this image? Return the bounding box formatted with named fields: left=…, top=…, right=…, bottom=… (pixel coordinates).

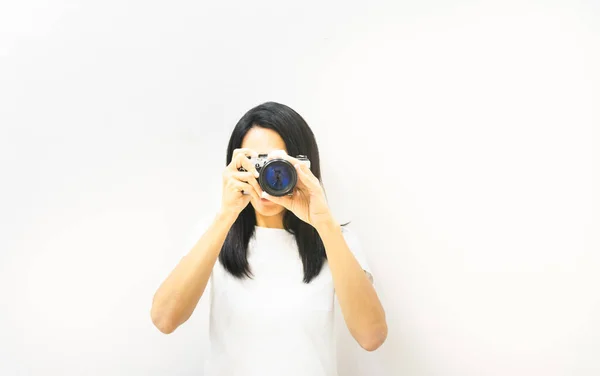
left=259, top=159, right=297, bottom=196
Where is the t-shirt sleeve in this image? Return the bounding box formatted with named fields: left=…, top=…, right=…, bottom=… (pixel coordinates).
left=341, top=225, right=374, bottom=284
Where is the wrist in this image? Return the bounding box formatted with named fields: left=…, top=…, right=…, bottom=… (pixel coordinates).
left=313, top=214, right=339, bottom=234
left=216, top=208, right=239, bottom=226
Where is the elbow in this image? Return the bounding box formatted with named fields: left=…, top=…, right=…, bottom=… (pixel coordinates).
left=153, top=317, right=177, bottom=335
left=358, top=323, right=388, bottom=352
left=360, top=338, right=385, bottom=352
left=150, top=305, right=178, bottom=335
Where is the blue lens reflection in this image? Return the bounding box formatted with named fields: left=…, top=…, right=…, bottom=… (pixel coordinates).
left=263, top=162, right=293, bottom=192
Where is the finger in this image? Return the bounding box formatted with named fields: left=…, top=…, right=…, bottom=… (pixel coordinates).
left=238, top=154, right=260, bottom=177
left=231, top=171, right=256, bottom=182
left=232, top=148, right=258, bottom=159
left=232, top=171, right=264, bottom=196
left=231, top=153, right=260, bottom=178
left=232, top=180, right=260, bottom=202
left=261, top=191, right=293, bottom=210
left=294, top=162, right=320, bottom=192
left=228, top=149, right=258, bottom=171
left=229, top=153, right=247, bottom=171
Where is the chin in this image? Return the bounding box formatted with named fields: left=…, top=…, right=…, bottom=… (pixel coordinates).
left=251, top=199, right=286, bottom=217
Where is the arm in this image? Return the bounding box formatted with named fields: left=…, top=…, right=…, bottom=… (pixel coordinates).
left=150, top=210, right=236, bottom=334
left=258, top=150, right=387, bottom=351
left=151, top=147, right=262, bottom=334
left=316, top=218, right=388, bottom=351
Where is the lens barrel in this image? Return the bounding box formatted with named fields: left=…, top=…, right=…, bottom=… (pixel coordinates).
left=258, top=159, right=297, bottom=196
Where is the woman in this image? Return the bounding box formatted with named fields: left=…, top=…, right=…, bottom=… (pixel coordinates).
left=151, top=102, right=387, bottom=376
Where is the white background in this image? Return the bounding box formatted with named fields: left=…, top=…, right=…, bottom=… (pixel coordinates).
left=1, top=1, right=599, bottom=375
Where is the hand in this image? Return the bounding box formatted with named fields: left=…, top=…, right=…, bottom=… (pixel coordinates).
left=260, top=150, right=334, bottom=228
left=220, top=148, right=264, bottom=218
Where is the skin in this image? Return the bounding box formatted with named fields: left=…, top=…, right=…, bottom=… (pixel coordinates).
left=239, top=127, right=288, bottom=228
left=150, top=126, right=388, bottom=351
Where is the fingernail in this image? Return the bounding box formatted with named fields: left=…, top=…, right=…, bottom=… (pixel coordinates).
left=294, top=164, right=300, bottom=169
left=254, top=171, right=260, bottom=178
left=261, top=191, right=268, bottom=198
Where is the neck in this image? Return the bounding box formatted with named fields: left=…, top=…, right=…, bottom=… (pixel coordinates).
left=255, top=211, right=285, bottom=229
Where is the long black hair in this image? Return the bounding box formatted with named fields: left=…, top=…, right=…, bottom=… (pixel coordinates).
left=219, top=101, right=327, bottom=283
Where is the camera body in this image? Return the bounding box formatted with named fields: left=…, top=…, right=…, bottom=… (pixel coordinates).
left=241, top=154, right=311, bottom=197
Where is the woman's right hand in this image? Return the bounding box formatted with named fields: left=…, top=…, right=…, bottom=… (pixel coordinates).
left=220, top=148, right=264, bottom=218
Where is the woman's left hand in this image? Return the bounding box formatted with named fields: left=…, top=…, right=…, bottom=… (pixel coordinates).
left=261, top=150, right=333, bottom=228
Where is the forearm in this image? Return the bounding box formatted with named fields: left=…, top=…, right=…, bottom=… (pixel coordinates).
left=316, top=218, right=387, bottom=351
left=151, top=210, right=236, bottom=334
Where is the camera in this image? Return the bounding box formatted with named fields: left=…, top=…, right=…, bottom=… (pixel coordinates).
left=240, top=154, right=311, bottom=197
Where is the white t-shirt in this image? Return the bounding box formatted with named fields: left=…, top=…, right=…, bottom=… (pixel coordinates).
left=183, top=219, right=373, bottom=376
